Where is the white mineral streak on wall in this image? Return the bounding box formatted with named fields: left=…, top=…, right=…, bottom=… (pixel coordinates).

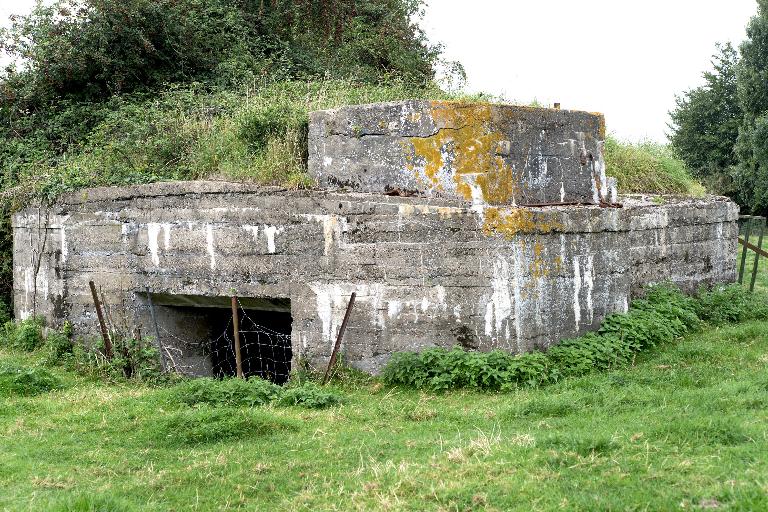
left=147, top=223, right=162, bottom=266
left=20, top=268, right=33, bottom=320
left=573, top=257, right=582, bottom=330
left=205, top=224, right=216, bottom=270
left=300, top=214, right=347, bottom=256
left=147, top=222, right=173, bottom=266
left=512, top=246, right=524, bottom=349
left=58, top=218, right=69, bottom=264
left=584, top=255, right=595, bottom=324
left=387, top=300, right=402, bottom=319
left=484, top=255, right=514, bottom=343
left=262, top=225, right=284, bottom=254
left=310, top=282, right=448, bottom=345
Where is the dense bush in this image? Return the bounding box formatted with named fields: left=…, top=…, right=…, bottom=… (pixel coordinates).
left=0, top=318, right=45, bottom=352
left=381, top=285, right=764, bottom=392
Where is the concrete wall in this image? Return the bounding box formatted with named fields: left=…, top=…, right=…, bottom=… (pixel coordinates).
left=12, top=181, right=738, bottom=374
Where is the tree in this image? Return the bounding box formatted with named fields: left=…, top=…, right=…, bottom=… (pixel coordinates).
left=735, top=0, right=768, bottom=214
left=668, top=43, right=741, bottom=186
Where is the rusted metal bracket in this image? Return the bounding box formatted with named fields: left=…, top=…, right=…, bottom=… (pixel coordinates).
left=518, top=200, right=623, bottom=209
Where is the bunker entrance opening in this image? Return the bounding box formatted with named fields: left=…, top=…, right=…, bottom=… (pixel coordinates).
left=147, top=294, right=292, bottom=384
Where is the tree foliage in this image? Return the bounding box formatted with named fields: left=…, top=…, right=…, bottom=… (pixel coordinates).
left=668, top=43, right=741, bottom=183
left=735, top=0, right=768, bottom=214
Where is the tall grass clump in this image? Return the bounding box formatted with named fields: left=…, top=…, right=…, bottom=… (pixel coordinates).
left=165, top=377, right=343, bottom=410
left=0, top=362, right=62, bottom=397
left=382, top=285, right=762, bottom=392
left=604, top=136, right=705, bottom=196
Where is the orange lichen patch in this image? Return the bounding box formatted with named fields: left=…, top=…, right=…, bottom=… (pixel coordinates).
left=475, top=164, right=521, bottom=205
left=590, top=113, right=607, bottom=140
left=482, top=207, right=562, bottom=240
left=528, top=242, right=563, bottom=280
left=404, top=102, right=522, bottom=204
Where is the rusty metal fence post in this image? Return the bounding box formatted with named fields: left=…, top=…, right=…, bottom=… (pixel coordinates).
left=231, top=296, right=244, bottom=378
left=738, top=215, right=767, bottom=292
left=749, top=217, right=766, bottom=292
left=738, top=216, right=754, bottom=284
left=323, top=292, right=356, bottom=385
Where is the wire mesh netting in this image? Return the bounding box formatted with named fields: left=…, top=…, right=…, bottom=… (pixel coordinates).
left=157, top=299, right=292, bottom=384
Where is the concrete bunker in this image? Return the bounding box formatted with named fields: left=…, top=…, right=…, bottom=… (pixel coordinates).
left=146, top=293, right=293, bottom=383
left=11, top=100, right=740, bottom=376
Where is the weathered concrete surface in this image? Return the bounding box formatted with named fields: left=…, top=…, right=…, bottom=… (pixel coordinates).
left=309, top=100, right=616, bottom=205
left=12, top=181, right=738, bottom=374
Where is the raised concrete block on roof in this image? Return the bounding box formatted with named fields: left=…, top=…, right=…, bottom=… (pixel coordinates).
left=309, top=100, right=616, bottom=205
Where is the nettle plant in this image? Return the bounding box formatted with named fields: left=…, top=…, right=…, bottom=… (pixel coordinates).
left=382, top=285, right=765, bottom=392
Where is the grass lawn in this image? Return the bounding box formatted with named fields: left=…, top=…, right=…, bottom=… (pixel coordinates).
left=1, top=311, right=768, bottom=511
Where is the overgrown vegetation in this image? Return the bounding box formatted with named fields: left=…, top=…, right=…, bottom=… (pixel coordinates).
left=166, top=376, right=342, bottom=410
left=0, top=362, right=62, bottom=397
left=382, top=285, right=767, bottom=391
left=604, top=136, right=705, bottom=195
left=0, top=317, right=165, bottom=384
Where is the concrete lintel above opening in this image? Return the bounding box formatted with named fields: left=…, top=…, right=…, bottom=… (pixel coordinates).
left=142, top=292, right=291, bottom=313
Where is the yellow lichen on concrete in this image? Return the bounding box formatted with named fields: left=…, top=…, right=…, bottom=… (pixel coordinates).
left=482, top=207, right=562, bottom=240
left=404, top=101, right=522, bottom=204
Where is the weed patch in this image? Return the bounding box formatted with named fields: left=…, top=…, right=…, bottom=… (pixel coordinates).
left=167, top=377, right=282, bottom=408
left=278, top=382, right=342, bottom=409
left=0, top=318, right=44, bottom=352
left=165, top=377, right=343, bottom=410
left=146, top=407, right=297, bottom=447
left=0, top=363, right=63, bottom=397
left=383, top=285, right=709, bottom=391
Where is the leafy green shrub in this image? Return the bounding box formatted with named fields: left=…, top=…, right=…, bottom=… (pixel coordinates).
left=167, top=377, right=282, bottom=408
left=42, top=323, right=74, bottom=365
left=381, top=285, right=746, bottom=392
left=278, top=382, right=343, bottom=409
left=695, top=285, right=768, bottom=325
left=67, top=335, right=164, bottom=384
left=0, top=318, right=45, bottom=352
left=147, top=406, right=296, bottom=447
left=0, top=363, right=63, bottom=397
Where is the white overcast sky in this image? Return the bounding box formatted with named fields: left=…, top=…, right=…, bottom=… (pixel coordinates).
left=1, top=0, right=759, bottom=142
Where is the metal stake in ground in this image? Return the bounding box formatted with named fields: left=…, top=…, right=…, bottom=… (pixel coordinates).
left=145, top=287, right=167, bottom=372
left=231, top=296, right=244, bottom=378
left=88, top=280, right=113, bottom=359
left=739, top=216, right=754, bottom=284
left=323, top=292, right=356, bottom=385
left=750, top=217, right=766, bottom=292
